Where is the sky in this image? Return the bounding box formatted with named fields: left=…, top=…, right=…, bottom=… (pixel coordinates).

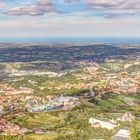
left=0, top=0, right=140, bottom=38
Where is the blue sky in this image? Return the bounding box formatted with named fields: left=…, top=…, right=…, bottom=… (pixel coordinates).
left=0, top=0, right=140, bottom=38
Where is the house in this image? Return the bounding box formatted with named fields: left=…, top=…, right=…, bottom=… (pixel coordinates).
left=0, top=125, right=5, bottom=131
left=33, top=128, right=44, bottom=134
left=117, top=112, right=135, bottom=122
left=0, top=119, right=6, bottom=125
left=21, top=128, right=28, bottom=133
left=5, top=123, right=13, bottom=128
left=46, top=95, right=56, bottom=101
left=12, top=125, right=20, bottom=130
left=0, top=118, right=28, bottom=136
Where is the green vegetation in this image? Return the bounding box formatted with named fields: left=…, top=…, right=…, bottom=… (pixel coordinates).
left=2, top=93, right=137, bottom=140
left=0, top=44, right=139, bottom=139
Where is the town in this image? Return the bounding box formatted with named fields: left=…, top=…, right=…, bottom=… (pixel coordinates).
left=0, top=43, right=139, bottom=140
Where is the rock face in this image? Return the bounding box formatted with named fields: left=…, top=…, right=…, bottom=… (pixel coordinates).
left=112, top=127, right=131, bottom=140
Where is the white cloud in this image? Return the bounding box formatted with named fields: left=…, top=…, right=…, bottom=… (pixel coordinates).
left=85, top=0, right=140, bottom=18
left=8, top=0, right=56, bottom=16
left=63, top=0, right=80, bottom=3
left=85, top=0, right=140, bottom=10
left=0, top=1, right=5, bottom=10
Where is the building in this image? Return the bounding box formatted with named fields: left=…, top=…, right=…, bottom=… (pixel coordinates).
left=112, top=127, right=131, bottom=140
left=89, top=118, right=117, bottom=130
left=27, top=96, right=80, bottom=112
left=117, top=112, right=135, bottom=122
left=33, top=128, right=44, bottom=134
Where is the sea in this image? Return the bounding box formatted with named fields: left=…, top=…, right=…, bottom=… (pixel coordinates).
left=0, top=37, right=140, bottom=44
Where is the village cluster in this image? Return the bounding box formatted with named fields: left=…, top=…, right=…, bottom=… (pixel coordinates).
left=0, top=82, right=81, bottom=137
left=0, top=58, right=139, bottom=139
left=0, top=118, right=52, bottom=136
left=0, top=118, right=28, bottom=136
left=75, top=61, right=140, bottom=95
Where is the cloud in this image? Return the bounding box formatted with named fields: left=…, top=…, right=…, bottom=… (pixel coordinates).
left=5, top=0, right=140, bottom=18
left=101, top=10, right=140, bottom=18
left=85, top=0, right=140, bottom=10
left=0, top=1, right=5, bottom=10
left=85, top=0, right=140, bottom=18
left=63, top=0, right=81, bottom=3
left=7, top=0, right=82, bottom=16
left=37, top=0, right=53, bottom=6
left=7, top=0, right=56, bottom=16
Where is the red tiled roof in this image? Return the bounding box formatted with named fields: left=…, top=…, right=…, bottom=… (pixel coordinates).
left=0, top=125, right=5, bottom=130
left=0, top=119, right=6, bottom=125
left=5, top=123, right=13, bottom=128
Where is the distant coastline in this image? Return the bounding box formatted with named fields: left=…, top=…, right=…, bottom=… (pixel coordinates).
left=0, top=37, right=140, bottom=44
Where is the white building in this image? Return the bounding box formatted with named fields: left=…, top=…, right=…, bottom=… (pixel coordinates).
left=89, top=118, right=117, bottom=130
left=112, top=127, right=130, bottom=140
